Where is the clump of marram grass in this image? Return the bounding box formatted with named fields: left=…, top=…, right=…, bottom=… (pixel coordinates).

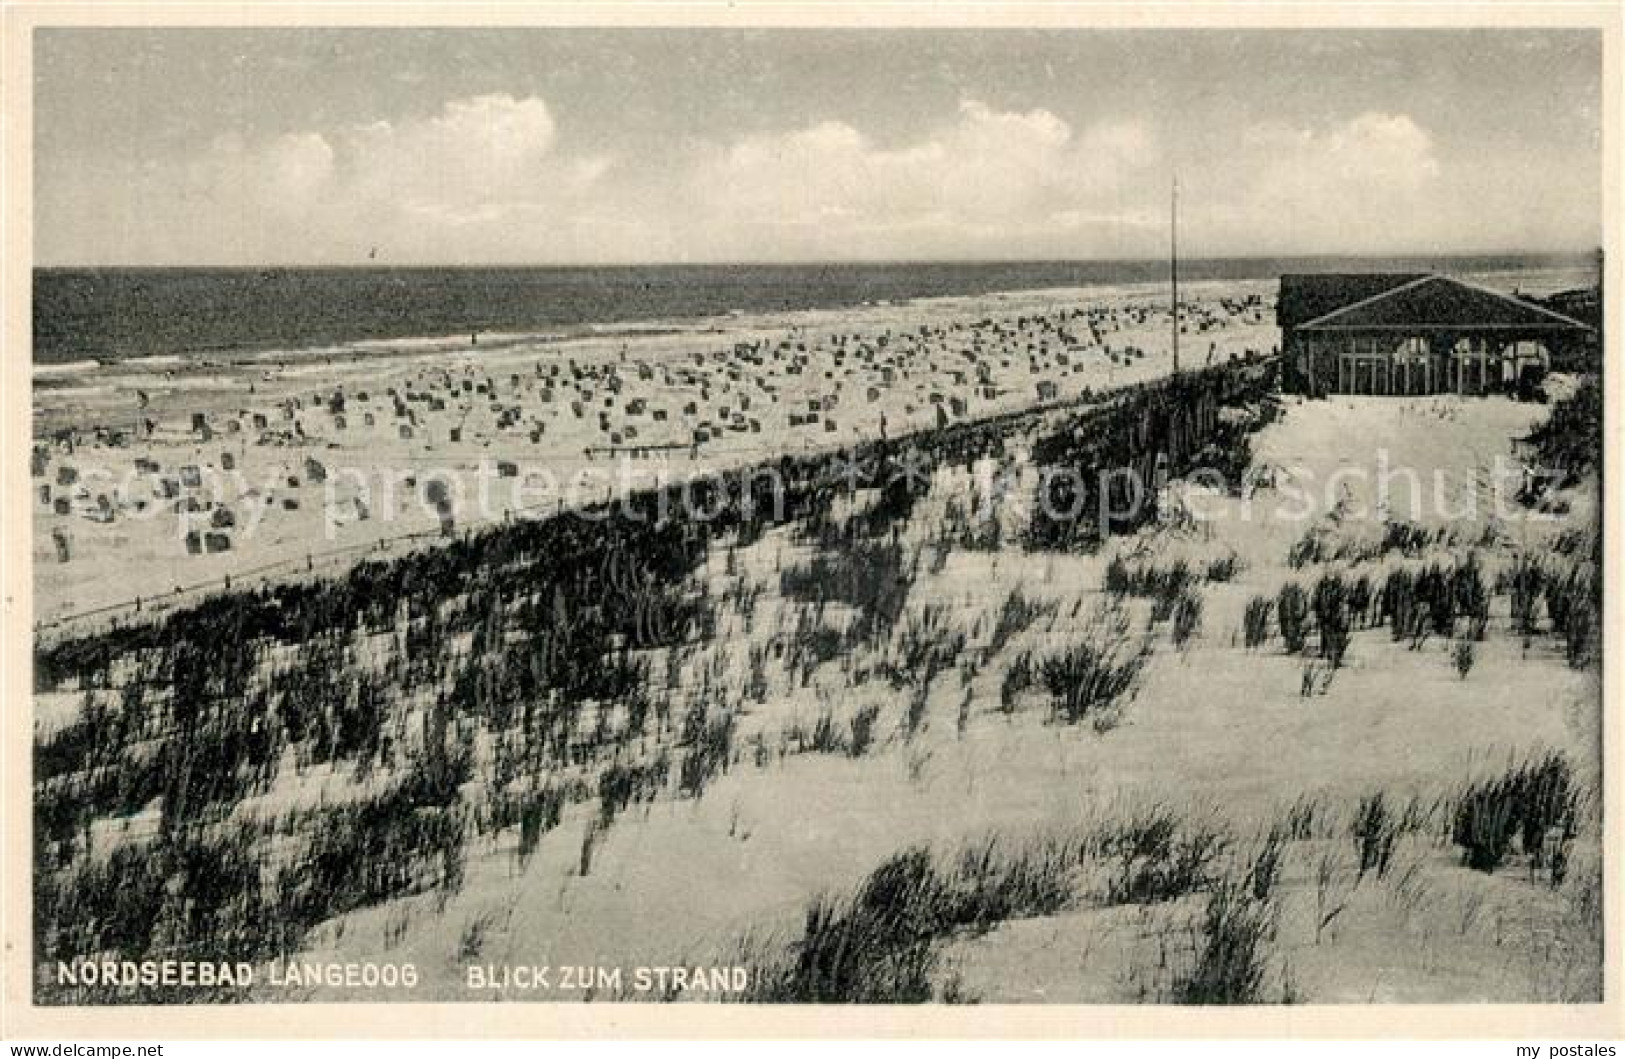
left=848, top=704, right=882, bottom=758
left=597, top=755, right=671, bottom=825
left=1038, top=618, right=1150, bottom=729
left=1380, top=566, right=1417, bottom=641
left=1277, top=794, right=1327, bottom=842
left=1277, top=582, right=1309, bottom=654
left=1548, top=567, right=1598, bottom=669
left=1350, top=792, right=1399, bottom=879
left=1205, top=553, right=1242, bottom=583
left=1299, top=657, right=1333, bottom=698
left=1562, top=591, right=1597, bottom=669
left=1099, top=807, right=1229, bottom=906
left=1100, top=816, right=1296, bottom=1004
left=986, top=586, right=1057, bottom=657
left=1111, top=555, right=1215, bottom=630
left=903, top=679, right=932, bottom=741
left=1105, top=557, right=1198, bottom=621
left=734, top=836, right=1078, bottom=1003
left=1454, top=555, right=1489, bottom=640
left=1452, top=639, right=1476, bottom=679
left=745, top=644, right=771, bottom=703
left=1346, top=573, right=1374, bottom=628
left=1245, top=828, right=1287, bottom=902
left=786, top=610, right=846, bottom=687
left=516, top=785, right=567, bottom=866
left=677, top=709, right=736, bottom=799
left=888, top=604, right=967, bottom=687
left=1311, top=573, right=1350, bottom=667
left=1170, top=879, right=1275, bottom=1005
left=998, top=651, right=1034, bottom=715
left=1451, top=752, right=1580, bottom=877
left=1242, top=595, right=1273, bottom=649
left=1504, top=554, right=1546, bottom=636
left=1417, top=562, right=1459, bottom=637
left=1170, top=589, right=1203, bottom=648
left=577, top=818, right=600, bottom=877
left=789, top=709, right=849, bottom=755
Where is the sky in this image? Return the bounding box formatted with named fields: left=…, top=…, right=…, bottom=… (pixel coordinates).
left=33, top=28, right=1603, bottom=266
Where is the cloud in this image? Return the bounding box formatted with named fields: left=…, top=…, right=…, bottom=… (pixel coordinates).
left=163, top=94, right=601, bottom=262
left=677, top=101, right=1159, bottom=259
left=1174, top=109, right=1595, bottom=255
left=40, top=94, right=1595, bottom=265
left=1190, top=111, right=1453, bottom=254
left=341, top=94, right=561, bottom=208
left=1252, top=111, right=1440, bottom=228
left=189, top=94, right=1167, bottom=262
left=265, top=133, right=336, bottom=202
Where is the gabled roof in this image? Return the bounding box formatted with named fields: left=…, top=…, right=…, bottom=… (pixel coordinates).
left=1277, top=273, right=1427, bottom=330
left=1296, top=274, right=1594, bottom=332
left=1532, top=288, right=1601, bottom=330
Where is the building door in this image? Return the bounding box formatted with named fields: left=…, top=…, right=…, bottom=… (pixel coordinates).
left=1393, top=337, right=1426, bottom=395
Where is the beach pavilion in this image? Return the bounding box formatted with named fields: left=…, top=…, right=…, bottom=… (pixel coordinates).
left=1278, top=273, right=1596, bottom=397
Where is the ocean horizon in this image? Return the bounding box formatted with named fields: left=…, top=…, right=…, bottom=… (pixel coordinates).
left=33, top=252, right=1597, bottom=366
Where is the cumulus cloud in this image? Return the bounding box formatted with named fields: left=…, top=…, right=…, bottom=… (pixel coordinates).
left=145, top=94, right=1171, bottom=262
left=44, top=94, right=1595, bottom=265
left=163, top=94, right=603, bottom=262
left=341, top=94, right=561, bottom=208
left=678, top=101, right=1160, bottom=259
left=1188, top=111, right=1493, bottom=255
left=264, top=133, right=336, bottom=202
left=1235, top=113, right=1441, bottom=248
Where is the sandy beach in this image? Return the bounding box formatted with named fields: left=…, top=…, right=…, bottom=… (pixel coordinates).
left=31, top=279, right=1279, bottom=629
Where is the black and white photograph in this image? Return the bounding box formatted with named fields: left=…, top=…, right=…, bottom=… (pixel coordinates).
left=7, top=7, right=1616, bottom=1035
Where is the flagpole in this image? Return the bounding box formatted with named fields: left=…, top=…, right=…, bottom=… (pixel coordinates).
left=1171, top=175, right=1180, bottom=376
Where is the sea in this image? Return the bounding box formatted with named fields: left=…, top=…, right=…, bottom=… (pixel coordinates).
left=33, top=254, right=1597, bottom=366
